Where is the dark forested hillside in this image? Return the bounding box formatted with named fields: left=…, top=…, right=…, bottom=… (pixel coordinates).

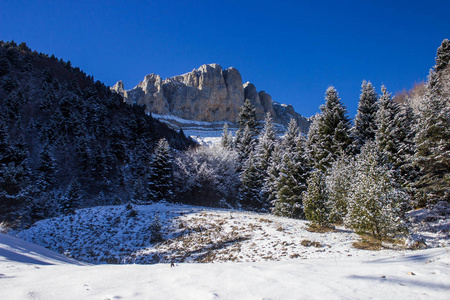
left=0, top=41, right=195, bottom=225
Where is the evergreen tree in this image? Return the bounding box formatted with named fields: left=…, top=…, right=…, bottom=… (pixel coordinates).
left=220, top=123, right=234, bottom=150
left=352, top=81, right=378, bottom=153
left=60, top=177, right=82, bottom=215
left=375, top=86, right=401, bottom=167
left=262, top=144, right=283, bottom=209
left=345, top=142, right=408, bottom=240
left=36, top=144, right=57, bottom=192
left=271, top=121, right=309, bottom=218
left=303, top=170, right=330, bottom=226
left=414, top=39, right=450, bottom=204
left=236, top=125, right=255, bottom=162
left=239, top=150, right=264, bottom=210
left=375, top=86, right=417, bottom=189
left=272, top=152, right=307, bottom=218
left=306, top=87, right=352, bottom=173
left=235, top=99, right=259, bottom=161
left=148, top=138, right=173, bottom=202
left=326, top=155, right=354, bottom=224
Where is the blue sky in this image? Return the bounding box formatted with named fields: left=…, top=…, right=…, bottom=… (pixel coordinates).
left=1, top=0, right=448, bottom=118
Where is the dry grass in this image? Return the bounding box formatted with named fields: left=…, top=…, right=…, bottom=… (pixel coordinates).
left=352, top=236, right=382, bottom=250
left=306, top=224, right=336, bottom=233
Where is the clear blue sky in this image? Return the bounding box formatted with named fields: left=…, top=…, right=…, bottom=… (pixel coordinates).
left=1, top=0, right=448, bottom=118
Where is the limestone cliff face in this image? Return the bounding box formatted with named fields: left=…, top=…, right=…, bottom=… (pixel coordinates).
left=114, top=64, right=311, bottom=133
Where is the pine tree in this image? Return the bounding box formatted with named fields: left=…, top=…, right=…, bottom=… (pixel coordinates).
left=36, top=144, right=56, bottom=192
left=303, top=170, right=330, bottom=226
left=262, top=144, right=283, bottom=209
left=272, top=153, right=307, bottom=218
left=220, top=123, right=234, bottom=150
left=148, top=138, right=173, bottom=202
left=414, top=39, right=450, bottom=204
left=345, top=142, right=408, bottom=240
left=253, top=113, right=278, bottom=208
left=60, top=177, right=82, bottom=215
left=326, top=155, right=354, bottom=224
left=306, top=87, right=352, bottom=173
left=271, top=120, right=309, bottom=218
left=239, top=150, right=264, bottom=210
left=235, top=99, right=259, bottom=162
left=352, top=81, right=378, bottom=153
left=375, top=86, right=417, bottom=190
left=236, top=125, right=255, bottom=162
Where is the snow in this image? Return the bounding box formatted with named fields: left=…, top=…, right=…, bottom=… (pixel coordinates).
left=1, top=203, right=449, bottom=299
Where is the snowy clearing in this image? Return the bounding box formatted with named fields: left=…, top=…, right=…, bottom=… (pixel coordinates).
left=1, top=232, right=449, bottom=299
left=1, top=203, right=449, bottom=299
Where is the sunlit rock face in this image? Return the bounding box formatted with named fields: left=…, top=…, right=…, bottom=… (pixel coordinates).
left=114, top=64, right=311, bottom=133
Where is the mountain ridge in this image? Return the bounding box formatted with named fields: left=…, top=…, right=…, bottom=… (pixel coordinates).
left=112, top=64, right=311, bottom=134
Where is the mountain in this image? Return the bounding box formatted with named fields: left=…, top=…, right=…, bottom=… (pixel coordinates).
left=112, top=64, right=311, bottom=138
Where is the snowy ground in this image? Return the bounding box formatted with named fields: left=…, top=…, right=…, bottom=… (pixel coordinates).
left=1, top=233, right=449, bottom=299
left=1, top=203, right=449, bottom=299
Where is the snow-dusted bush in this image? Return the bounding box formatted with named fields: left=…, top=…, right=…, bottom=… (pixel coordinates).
left=173, top=146, right=240, bottom=207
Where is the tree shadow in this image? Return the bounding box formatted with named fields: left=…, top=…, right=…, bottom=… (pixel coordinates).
left=347, top=274, right=450, bottom=291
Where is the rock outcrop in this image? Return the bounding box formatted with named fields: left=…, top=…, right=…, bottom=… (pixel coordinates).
left=113, top=64, right=311, bottom=134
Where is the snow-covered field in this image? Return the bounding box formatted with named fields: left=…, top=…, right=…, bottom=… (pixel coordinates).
left=1, top=203, right=449, bottom=299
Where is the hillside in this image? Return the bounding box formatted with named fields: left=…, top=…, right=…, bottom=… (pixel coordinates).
left=0, top=41, right=195, bottom=225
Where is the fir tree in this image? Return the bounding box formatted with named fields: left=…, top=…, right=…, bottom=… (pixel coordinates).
left=235, top=99, right=259, bottom=161
left=36, top=144, right=56, bottom=193
left=271, top=121, right=309, bottom=218
left=148, top=138, right=173, bottom=202
left=220, top=123, right=234, bottom=150
left=303, top=170, right=330, bottom=226
left=306, top=87, right=352, bottom=173
left=352, top=81, right=378, bottom=153
left=375, top=86, right=417, bottom=189
left=414, top=39, right=450, bottom=204
left=253, top=113, right=278, bottom=208
left=239, top=150, right=264, bottom=210
left=60, top=177, right=82, bottom=215
left=235, top=125, right=255, bottom=162
left=262, top=144, right=283, bottom=209
left=326, top=155, right=354, bottom=224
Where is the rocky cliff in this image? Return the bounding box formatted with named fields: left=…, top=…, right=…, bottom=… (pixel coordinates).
left=112, top=64, right=311, bottom=134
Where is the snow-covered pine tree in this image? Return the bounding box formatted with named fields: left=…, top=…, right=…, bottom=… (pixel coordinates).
left=272, top=152, right=307, bottom=219
left=60, top=177, right=82, bottom=215
left=235, top=99, right=259, bottom=162
left=262, top=144, right=282, bottom=210
left=306, top=87, right=352, bottom=173
left=375, top=86, right=416, bottom=189
left=303, top=170, right=330, bottom=226
left=253, top=113, right=277, bottom=208
left=220, top=123, right=234, bottom=150
left=271, top=119, right=309, bottom=218
left=236, top=125, right=255, bottom=162
left=326, top=155, right=354, bottom=224
left=345, top=142, right=408, bottom=240
left=352, top=81, right=378, bottom=153
left=36, top=144, right=57, bottom=193
left=239, top=150, right=264, bottom=210
left=414, top=39, right=450, bottom=204
left=148, top=138, right=173, bottom=202
left=375, top=86, right=401, bottom=166
left=0, top=128, right=32, bottom=221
